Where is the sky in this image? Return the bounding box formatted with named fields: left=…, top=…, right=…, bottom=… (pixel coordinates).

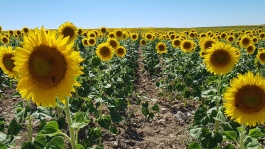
left=0, top=0, right=265, bottom=30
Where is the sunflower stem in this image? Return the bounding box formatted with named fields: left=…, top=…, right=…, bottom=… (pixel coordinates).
left=239, top=124, right=246, bottom=149
left=26, top=100, right=33, bottom=143
left=214, top=75, right=222, bottom=133
left=64, top=97, right=76, bottom=148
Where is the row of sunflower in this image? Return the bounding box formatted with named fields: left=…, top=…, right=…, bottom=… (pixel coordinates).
left=141, top=28, right=265, bottom=148
left=0, top=22, right=141, bottom=148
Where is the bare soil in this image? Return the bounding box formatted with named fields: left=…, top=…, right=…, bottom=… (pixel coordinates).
left=0, top=46, right=198, bottom=149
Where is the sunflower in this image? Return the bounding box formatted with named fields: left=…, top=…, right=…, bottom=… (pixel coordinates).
left=115, top=29, right=123, bottom=39
left=140, top=39, right=146, bottom=46
left=88, top=31, right=96, bottom=38
left=108, top=38, right=119, bottom=49
left=131, top=33, right=138, bottom=41
left=1, top=36, right=9, bottom=45
left=0, top=26, right=2, bottom=32
left=0, top=46, right=18, bottom=78
left=77, top=28, right=83, bottom=36
left=145, top=32, right=153, bottom=40
left=108, top=32, right=115, bottom=38
left=223, top=71, right=265, bottom=126
left=100, top=26, right=107, bottom=34
left=220, top=32, right=227, bottom=39
left=8, top=30, right=14, bottom=36
left=88, top=37, right=96, bottom=46
left=259, top=32, right=265, bottom=40
left=82, top=38, right=89, bottom=47
left=246, top=44, right=256, bottom=54
left=169, top=34, right=175, bottom=40
left=199, top=37, right=217, bottom=51
left=16, top=30, right=22, bottom=37
left=203, top=42, right=240, bottom=75
left=156, top=42, right=167, bottom=54
left=96, top=43, right=114, bottom=61
left=227, top=35, right=235, bottom=43
left=12, top=27, right=83, bottom=107
left=58, top=21, right=77, bottom=43
left=188, top=32, right=197, bottom=38
left=115, top=46, right=126, bottom=58
left=257, top=49, right=265, bottom=64
left=180, top=39, right=196, bottom=52
left=253, top=37, right=258, bottom=43
left=240, top=35, right=253, bottom=48
left=172, top=38, right=181, bottom=48
left=22, top=27, right=29, bottom=34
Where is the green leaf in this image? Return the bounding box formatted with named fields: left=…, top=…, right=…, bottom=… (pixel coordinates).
left=45, top=136, right=64, bottom=149
left=88, top=127, right=102, bottom=142
left=34, top=135, right=47, bottom=149
left=214, top=111, right=226, bottom=122
left=110, top=126, right=119, bottom=134
left=0, top=121, right=4, bottom=132
left=32, top=106, right=53, bottom=120
left=190, top=127, right=210, bottom=139
left=40, top=121, right=60, bottom=136
left=7, top=119, right=22, bottom=136
left=21, top=142, right=35, bottom=149
left=152, top=103, right=159, bottom=112
left=201, top=88, right=217, bottom=98
left=193, top=106, right=208, bottom=125
left=98, top=115, right=111, bottom=129
left=71, top=112, right=89, bottom=129
left=0, top=143, right=6, bottom=149
left=244, top=137, right=259, bottom=149
left=223, top=131, right=237, bottom=142
left=188, top=142, right=202, bottom=149
left=0, top=132, right=6, bottom=142
left=74, top=144, right=84, bottom=149
left=249, top=128, right=265, bottom=138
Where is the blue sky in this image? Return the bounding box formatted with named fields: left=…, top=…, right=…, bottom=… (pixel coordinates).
left=1, top=0, right=265, bottom=30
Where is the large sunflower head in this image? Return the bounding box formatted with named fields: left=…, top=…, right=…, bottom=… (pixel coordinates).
left=156, top=41, right=167, bottom=54
left=180, top=39, right=196, bottom=53
left=1, top=36, right=9, bottom=45
left=224, top=71, right=265, bottom=126
left=172, top=38, right=181, bottom=48
left=203, top=42, right=240, bottom=75
left=96, top=43, right=115, bottom=61
left=115, top=46, right=126, bottom=58
left=12, top=27, right=83, bottom=107
left=58, top=22, right=77, bottom=43
left=0, top=46, right=18, bottom=78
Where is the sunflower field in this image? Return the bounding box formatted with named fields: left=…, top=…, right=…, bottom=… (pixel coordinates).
left=1, top=23, right=265, bottom=148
